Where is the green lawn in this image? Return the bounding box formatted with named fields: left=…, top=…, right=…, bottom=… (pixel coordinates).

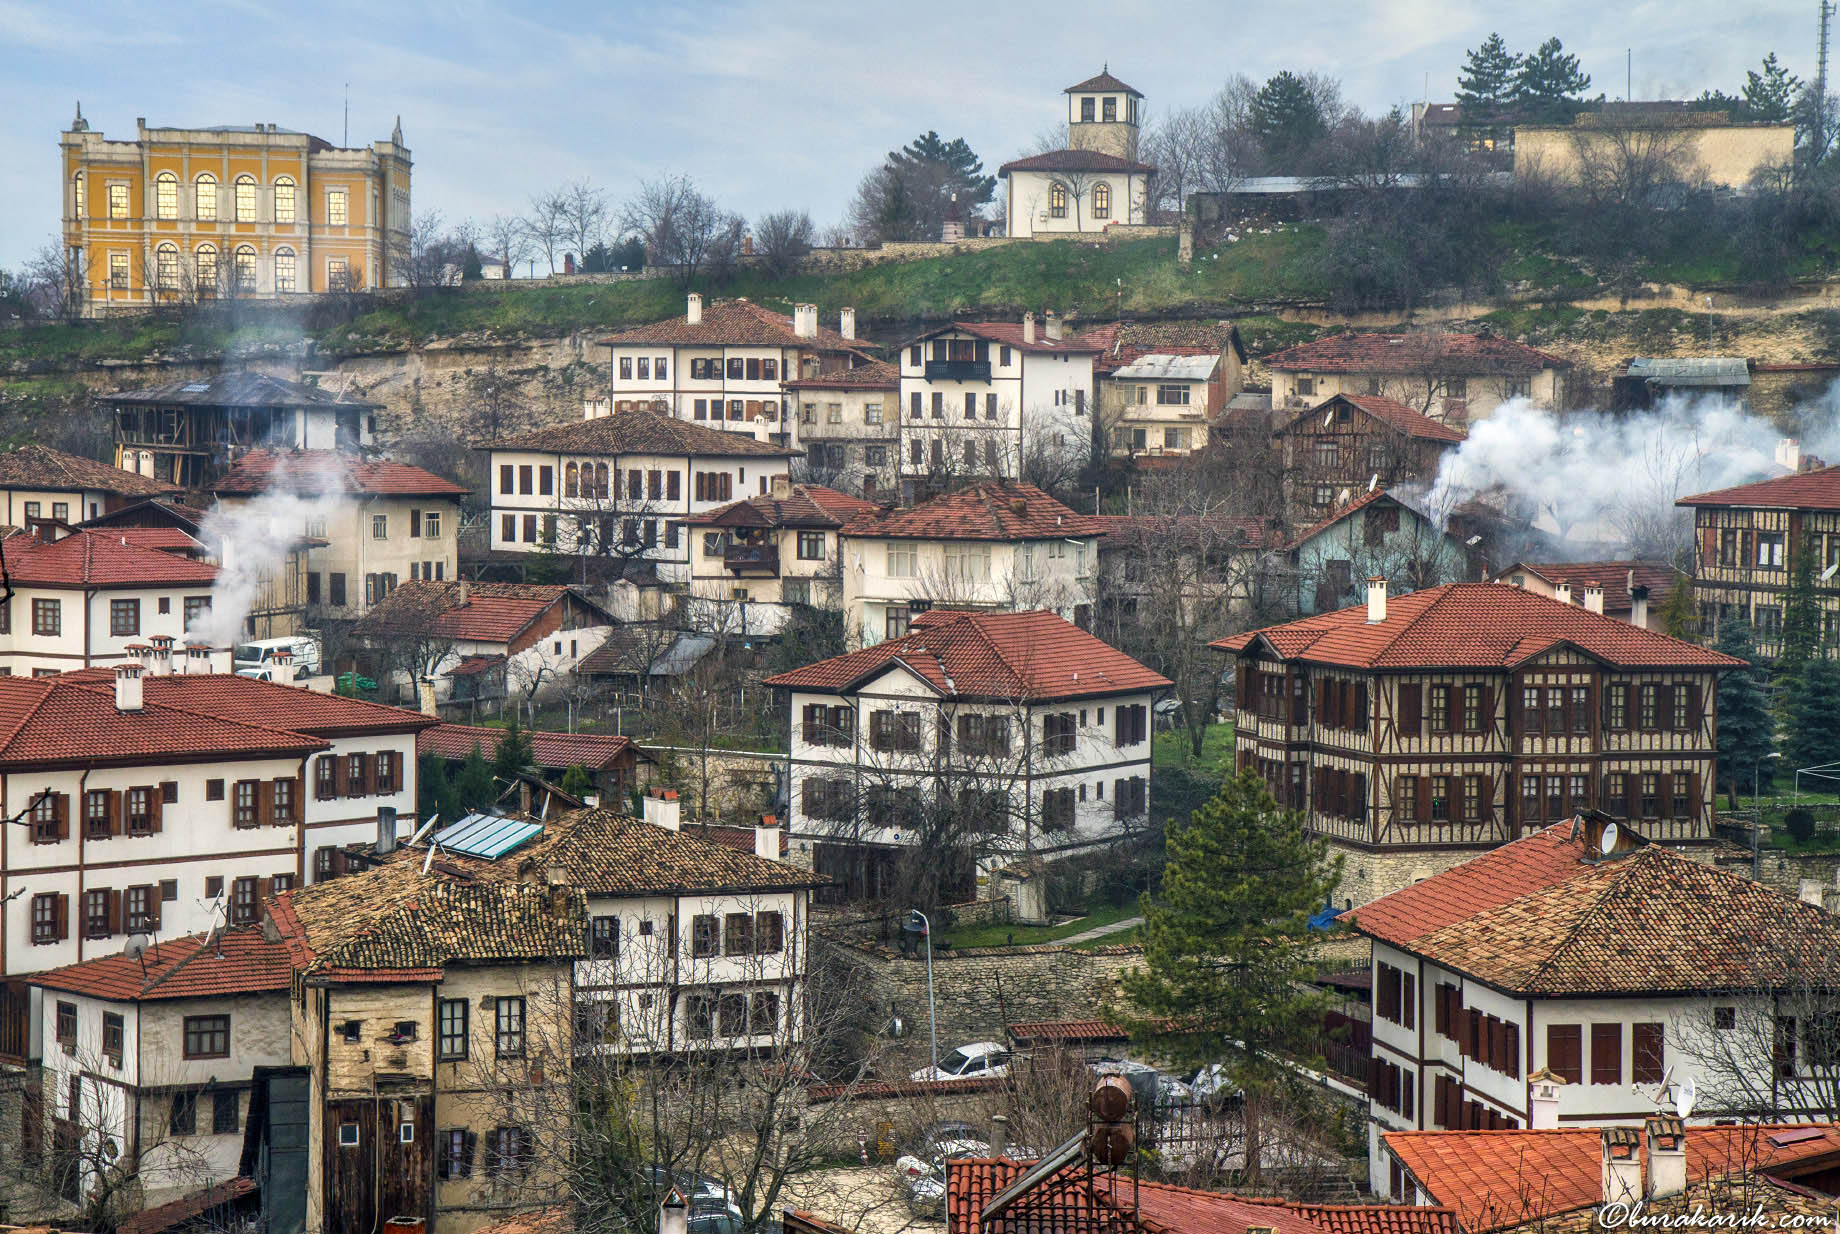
left=938, top=903, right=1139, bottom=950
left=1154, top=721, right=1234, bottom=775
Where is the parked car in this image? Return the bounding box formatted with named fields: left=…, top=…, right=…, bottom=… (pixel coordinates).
left=1091, top=1058, right=1194, bottom=1117
left=1187, top=1062, right=1240, bottom=1110
left=909, top=1042, right=1011, bottom=1082
left=643, top=1164, right=740, bottom=1218
left=895, top=1134, right=989, bottom=1219
left=233, top=634, right=321, bottom=677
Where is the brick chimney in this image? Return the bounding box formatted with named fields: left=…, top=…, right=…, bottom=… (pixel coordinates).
left=115, top=662, right=144, bottom=712
left=1022, top=312, right=1036, bottom=345
left=643, top=788, right=681, bottom=832
left=687, top=292, right=703, bottom=325
left=1367, top=577, right=1387, bottom=624
left=1602, top=1127, right=1643, bottom=1206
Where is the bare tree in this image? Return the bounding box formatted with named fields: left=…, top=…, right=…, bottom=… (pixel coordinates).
left=394, top=209, right=461, bottom=290
left=1568, top=118, right=1703, bottom=208
left=559, top=179, right=612, bottom=268
left=483, top=212, right=532, bottom=276
left=23, top=237, right=83, bottom=319
left=621, top=175, right=744, bottom=289
left=754, top=210, right=815, bottom=279
left=523, top=189, right=570, bottom=275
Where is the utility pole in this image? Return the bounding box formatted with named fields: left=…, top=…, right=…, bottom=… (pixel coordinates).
left=1820, top=2, right=1836, bottom=162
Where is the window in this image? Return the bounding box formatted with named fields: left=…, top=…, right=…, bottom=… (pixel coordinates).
left=56, top=1000, right=77, bottom=1046
left=438, top=998, right=469, bottom=1061
left=440, top=1129, right=477, bottom=1179
left=233, top=245, right=257, bottom=293
left=590, top=915, right=619, bottom=959
left=32, top=893, right=64, bottom=943
left=126, top=884, right=155, bottom=930
left=725, top=912, right=754, bottom=955
left=750, top=992, right=780, bottom=1035
left=31, top=791, right=64, bottom=842
left=1638, top=683, right=1659, bottom=730
left=886, top=543, right=917, bottom=578
left=192, top=243, right=218, bottom=295
left=691, top=913, right=720, bottom=957
left=372, top=514, right=388, bottom=540
left=1429, top=686, right=1450, bottom=733
left=155, top=242, right=181, bottom=290
left=944, top=543, right=991, bottom=582
left=327, top=255, right=349, bottom=291
left=72, top=171, right=85, bottom=218
left=235, top=175, right=257, bottom=222
left=273, top=777, right=295, bottom=823
left=230, top=876, right=260, bottom=925
left=274, top=176, right=296, bottom=223
left=107, top=181, right=129, bottom=220
left=1092, top=182, right=1111, bottom=219
left=171, top=1091, right=197, bottom=1135
left=1547, top=1023, right=1583, bottom=1084
left=234, top=780, right=258, bottom=827
left=1081, top=96, right=1095, bottom=121
left=274, top=248, right=296, bottom=292
left=154, top=170, right=179, bottom=220
left=1715, top=1006, right=1737, bottom=1030
left=1049, top=182, right=1068, bottom=218
left=1430, top=775, right=1450, bottom=821
left=327, top=187, right=348, bottom=226
left=102, top=1011, right=124, bottom=1063
left=1591, top=1023, right=1623, bottom=1085
left=109, top=250, right=130, bottom=289
left=1757, top=532, right=1786, bottom=569
left=109, top=597, right=140, bottom=637
left=195, top=172, right=217, bottom=220
left=885, top=606, right=910, bottom=639
left=495, top=996, right=526, bottom=1058
left=755, top=910, right=785, bottom=953
left=85, top=887, right=115, bottom=938
left=184, top=1015, right=231, bottom=1059
left=213, top=1089, right=240, bottom=1134
left=489, top=1126, right=533, bottom=1177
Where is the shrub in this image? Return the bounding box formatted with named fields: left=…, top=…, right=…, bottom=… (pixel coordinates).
left=1784, top=807, right=1817, bottom=845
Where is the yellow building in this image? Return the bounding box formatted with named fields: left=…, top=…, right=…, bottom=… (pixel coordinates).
left=60, top=104, right=411, bottom=314
left=1514, top=107, right=1794, bottom=191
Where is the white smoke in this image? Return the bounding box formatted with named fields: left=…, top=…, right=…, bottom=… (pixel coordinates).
left=1415, top=392, right=1840, bottom=562
left=187, top=456, right=352, bottom=648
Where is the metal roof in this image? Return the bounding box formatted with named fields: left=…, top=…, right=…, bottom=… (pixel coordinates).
left=1625, top=357, right=1751, bottom=387
left=1111, top=354, right=1220, bottom=382
left=434, top=812, right=543, bottom=861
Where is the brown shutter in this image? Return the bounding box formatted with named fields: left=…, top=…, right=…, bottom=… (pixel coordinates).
left=1399, top=684, right=1422, bottom=734
left=1687, top=682, right=1703, bottom=732
left=296, top=770, right=307, bottom=815
left=107, top=890, right=122, bottom=935
left=1506, top=1021, right=1521, bottom=1078
left=1660, top=773, right=1675, bottom=820
left=1508, top=681, right=1524, bottom=742
left=258, top=781, right=275, bottom=826
left=362, top=756, right=376, bottom=796
left=149, top=787, right=163, bottom=834
left=107, top=790, right=122, bottom=837
left=146, top=888, right=162, bottom=931
left=1624, top=772, right=1640, bottom=820
left=54, top=895, right=69, bottom=940
left=1689, top=771, right=1703, bottom=821
left=1592, top=1023, right=1623, bottom=1085
left=1416, top=776, right=1430, bottom=823
left=1479, top=773, right=1494, bottom=822
left=333, top=756, right=349, bottom=797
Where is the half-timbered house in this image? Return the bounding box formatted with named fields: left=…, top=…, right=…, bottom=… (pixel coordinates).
left=1273, top=395, right=1465, bottom=529
left=1212, top=581, right=1744, bottom=905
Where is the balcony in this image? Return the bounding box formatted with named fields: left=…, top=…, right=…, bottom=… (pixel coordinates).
left=723, top=544, right=780, bottom=575
left=925, top=360, right=992, bottom=382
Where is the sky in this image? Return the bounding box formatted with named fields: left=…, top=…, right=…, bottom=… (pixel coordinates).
left=0, top=0, right=1825, bottom=272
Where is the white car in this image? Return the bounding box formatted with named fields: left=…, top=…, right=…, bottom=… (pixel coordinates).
left=909, top=1042, right=1011, bottom=1082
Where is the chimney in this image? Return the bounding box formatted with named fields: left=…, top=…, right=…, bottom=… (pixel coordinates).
left=416, top=676, right=438, bottom=716
left=755, top=814, right=780, bottom=861
left=184, top=643, right=214, bottom=675
left=1630, top=585, right=1650, bottom=629
left=794, top=303, right=818, bottom=339
left=643, top=788, right=681, bottom=832
left=1010, top=495, right=1028, bottom=515
left=458, top=578, right=471, bottom=607
left=989, top=1113, right=1009, bottom=1158
left=1366, top=577, right=1387, bottom=624
left=1528, top=1068, right=1567, bottom=1129
left=563, top=252, right=576, bottom=275
left=1601, top=1128, right=1643, bottom=1206
left=376, top=806, right=399, bottom=855
left=1645, top=1117, right=1687, bottom=1200
left=1800, top=877, right=1826, bottom=906
left=115, top=662, right=145, bottom=712
left=771, top=474, right=791, bottom=497
left=1044, top=310, right=1063, bottom=342
left=686, top=292, right=703, bottom=325
left=659, top=1189, right=688, bottom=1234
left=1022, top=312, right=1037, bottom=345
left=1583, top=582, right=1604, bottom=614
left=1555, top=583, right=1572, bottom=606
left=840, top=307, right=856, bottom=340
left=147, top=635, right=174, bottom=676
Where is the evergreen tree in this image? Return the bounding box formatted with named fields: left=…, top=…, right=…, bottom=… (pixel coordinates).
left=1743, top=53, right=1802, bottom=124
left=462, top=245, right=484, bottom=281
left=1121, top=769, right=1342, bottom=1190
left=856, top=132, right=997, bottom=242
left=1781, top=535, right=1822, bottom=672
left=1785, top=656, right=1840, bottom=776
left=560, top=763, right=596, bottom=799
left=1514, top=38, right=1592, bottom=122
left=494, top=716, right=536, bottom=782
left=1456, top=33, right=1522, bottom=127
left=456, top=744, right=497, bottom=814
left=1714, top=622, right=1777, bottom=808
left=1662, top=576, right=1699, bottom=641
left=1249, top=72, right=1330, bottom=172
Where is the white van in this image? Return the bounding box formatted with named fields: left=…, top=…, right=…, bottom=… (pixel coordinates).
left=233, top=635, right=321, bottom=678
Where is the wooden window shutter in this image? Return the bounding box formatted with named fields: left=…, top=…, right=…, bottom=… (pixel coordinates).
left=1481, top=684, right=1495, bottom=734
left=146, top=888, right=162, bottom=931
left=802, top=705, right=818, bottom=743
left=150, top=787, right=163, bottom=833
left=107, top=889, right=122, bottom=935
left=361, top=756, right=376, bottom=796
left=1479, top=773, right=1494, bottom=821
left=296, top=770, right=307, bottom=814
left=1624, top=772, right=1640, bottom=820
left=54, top=894, right=69, bottom=940
left=1686, top=682, right=1702, bottom=730
left=333, top=756, right=349, bottom=798
left=1343, top=681, right=1356, bottom=729
left=1592, top=1023, right=1623, bottom=1085
left=1689, top=771, right=1703, bottom=819
left=1399, top=684, right=1421, bottom=734
left=1659, top=773, right=1675, bottom=819
left=258, top=781, right=275, bottom=825
left=107, top=790, right=122, bottom=836
left=1505, top=1021, right=1521, bottom=1078
left=1416, top=776, right=1430, bottom=824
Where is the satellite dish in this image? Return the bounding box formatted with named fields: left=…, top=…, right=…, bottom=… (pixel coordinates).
left=122, top=933, right=153, bottom=959
left=1600, top=821, right=1620, bottom=854
left=1368, top=473, right=1379, bottom=492
left=1466, top=535, right=1482, bottom=546
left=409, top=815, right=441, bottom=846
left=1677, top=1075, right=1697, bottom=1119
left=1323, top=408, right=1335, bottom=427
left=1823, top=563, right=1839, bottom=583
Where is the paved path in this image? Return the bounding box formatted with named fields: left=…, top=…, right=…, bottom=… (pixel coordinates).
left=1058, top=915, right=1144, bottom=944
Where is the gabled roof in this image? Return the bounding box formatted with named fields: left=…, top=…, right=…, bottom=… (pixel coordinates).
left=1489, top=560, right=1682, bottom=612
left=781, top=359, right=901, bottom=391
left=418, top=723, right=640, bottom=772
left=213, top=450, right=469, bottom=498
left=358, top=581, right=614, bottom=646
left=0, top=528, right=221, bottom=588
left=0, top=445, right=179, bottom=497
left=101, top=372, right=378, bottom=409
left=30, top=929, right=292, bottom=1003
left=80, top=497, right=212, bottom=535
left=1065, top=69, right=1143, bottom=97
left=1677, top=465, right=1840, bottom=512
left=597, top=298, right=869, bottom=355
left=687, top=485, right=876, bottom=530
left=486, top=410, right=798, bottom=458
left=1349, top=822, right=1592, bottom=948
left=1384, top=1125, right=1840, bottom=1234
left=272, top=859, right=586, bottom=982
left=1111, top=354, right=1220, bottom=382
left=1211, top=583, right=1745, bottom=671
left=911, top=321, right=1107, bottom=355
left=997, top=149, right=1157, bottom=175
left=1092, top=321, right=1248, bottom=372
left=763, top=610, right=1171, bottom=701
left=1282, top=489, right=1422, bottom=552
left=1625, top=356, right=1751, bottom=387
left=1276, top=394, right=1467, bottom=444
left=1263, top=332, right=1569, bottom=375
left=839, top=483, right=1106, bottom=542
left=60, top=670, right=439, bottom=737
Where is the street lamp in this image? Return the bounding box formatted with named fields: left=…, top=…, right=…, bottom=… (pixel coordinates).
left=909, top=909, right=938, bottom=1076
left=1754, top=752, right=1783, bottom=879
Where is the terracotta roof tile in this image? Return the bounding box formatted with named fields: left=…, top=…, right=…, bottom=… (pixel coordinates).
left=1211, top=583, right=1746, bottom=671
left=0, top=445, right=179, bottom=497
left=419, top=723, right=637, bottom=771
left=1491, top=560, right=1682, bottom=612
left=1277, top=395, right=1468, bottom=444
left=688, top=484, right=877, bottom=529
left=113, top=528, right=207, bottom=554
left=1, top=529, right=220, bottom=588
left=1677, top=464, right=1840, bottom=511
left=782, top=360, right=900, bottom=391
left=488, top=409, right=799, bottom=458
left=1283, top=489, right=1408, bottom=551
left=1384, top=1125, right=1840, bottom=1233
left=117, top=1177, right=257, bottom=1234
left=597, top=298, right=869, bottom=354
left=763, top=609, right=1170, bottom=701
left=107, top=672, right=436, bottom=736
left=1348, top=823, right=1590, bottom=948
left=30, top=929, right=292, bottom=1002
left=997, top=149, right=1157, bottom=175
left=839, top=483, right=1107, bottom=541
left=1064, top=69, right=1143, bottom=96
left=358, top=581, right=611, bottom=645
left=1005, top=1019, right=1130, bottom=1044
left=1263, top=332, right=1570, bottom=376
left=917, top=322, right=1106, bottom=355
left=213, top=450, right=469, bottom=498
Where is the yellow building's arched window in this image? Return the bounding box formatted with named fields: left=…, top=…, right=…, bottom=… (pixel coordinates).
left=155, top=243, right=180, bottom=290
left=233, top=245, right=257, bottom=293
left=72, top=172, right=85, bottom=220
left=155, top=172, right=178, bottom=221
left=1049, top=182, right=1068, bottom=218
left=195, top=244, right=218, bottom=296
left=273, top=176, right=296, bottom=224
left=274, top=248, right=297, bottom=294
left=235, top=175, right=257, bottom=223
left=1093, top=182, right=1111, bottom=219
left=195, top=174, right=217, bottom=222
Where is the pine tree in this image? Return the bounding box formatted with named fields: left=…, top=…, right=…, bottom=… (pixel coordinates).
left=560, top=763, right=596, bottom=799
left=1121, top=769, right=1342, bottom=1190
left=1250, top=72, right=1330, bottom=173
left=1781, top=535, right=1822, bottom=671
left=1785, top=657, right=1840, bottom=776
left=1714, top=622, right=1778, bottom=808
left=456, top=745, right=497, bottom=814
left=1514, top=38, right=1592, bottom=122
left=1662, top=576, right=1699, bottom=641
left=1743, top=53, right=1802, bottom=124
left=494, top=716, right=535, bottom=782
left=1456, top=33, right=1522, bottom=128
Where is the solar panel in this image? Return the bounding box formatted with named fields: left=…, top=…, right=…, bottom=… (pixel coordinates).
left=181, top=382, right=212, bottom=392
left=433, top=813, right=542, bottom=860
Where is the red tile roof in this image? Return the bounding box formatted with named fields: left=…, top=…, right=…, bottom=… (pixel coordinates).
left=1278, top=394, right=1468, bottom=444
left=213, top=450, right=469, bottom=498
left=1283, top=489, right=1411, bottom=551
left=688, top=485, right=877, bottom=530
left=117, top=1177, right=258, bottom=1234
left=1211, top=583, right=1746, bottom=671
left=419, top=722, right=637, bottom=771
left=1064, top=69, right=1143, bottom=97
left=1349, top=823, right=1590, bottom=949
left=1677, top=465, right=1840, bottom=511
left=763, top=609, right=1171, bottom=701
left=359, top=581, right=611, bottom=646
left=1, top=529, right=220, bottom=588
left=1384, top=1125, right=1840, bottom=1233
left=598, top=298, right=869, bottom=355
left=1263, top=332, right=1570, bottom=376
left=487, top=409, right=799, bottom=458
left=839, top=483, right=1107, bottom=541
left=997, top=149, right=1157, bottom=175
left=1491, top=560, right=1682, bottom=613
left=1005, top=1019, right=1130, bottom=1044
left=781, top=360, right=900, bottom=391
left=0, top=445, right=179, bottom=497
left=918, top=322, right=1106, bottom=355
left=117, top=672, right=437, bottom=737
left=113, top=528, right=208, bottom=554
left=30, top=929, right=292, bottom=1002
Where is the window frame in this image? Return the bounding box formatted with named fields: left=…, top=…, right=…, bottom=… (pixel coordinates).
left=183, top=1014, right=231, bottom=1060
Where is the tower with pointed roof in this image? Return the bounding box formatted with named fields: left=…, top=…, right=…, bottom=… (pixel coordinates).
left=1065, top=66, right=1143, bottom=162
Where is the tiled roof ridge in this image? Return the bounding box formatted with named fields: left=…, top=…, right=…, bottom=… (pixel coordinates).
left=134, top=935, right=215, bottom=997
left=35, top=675, right=328, bottom=753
